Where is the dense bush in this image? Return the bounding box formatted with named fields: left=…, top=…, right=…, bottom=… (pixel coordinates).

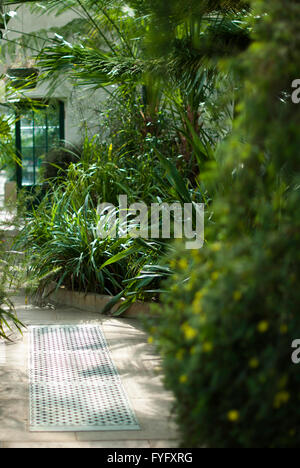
left=148, top=232, right=300, bottom=447
left=146, top=0, right=300, bottom=448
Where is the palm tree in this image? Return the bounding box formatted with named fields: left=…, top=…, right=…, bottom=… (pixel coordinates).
left=18, top=0, right=249, bottom=176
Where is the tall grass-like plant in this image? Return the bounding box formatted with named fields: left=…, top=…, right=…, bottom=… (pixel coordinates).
left=15, top=187, right=173, bottom=313
left=0, top=290, right=23, bottom=340
left=14, top=120, right=206, bottom=314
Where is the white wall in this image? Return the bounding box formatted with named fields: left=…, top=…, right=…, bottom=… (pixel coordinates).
left=0, top=3, right=107, bottom=145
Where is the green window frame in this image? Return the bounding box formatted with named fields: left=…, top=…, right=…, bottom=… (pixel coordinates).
left=15, top=100, right=65, bottom=189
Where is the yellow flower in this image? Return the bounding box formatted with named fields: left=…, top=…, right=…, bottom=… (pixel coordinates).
left=273, top=391, right=290, bottom=409
left=148, top=336, right=154, bottom=344
left=176, top=349, right=185, bottom=361
left=211, top=242, right=222, bottom=252
left=191, top=250, right=202, bottom=262
left=192, top=298, right=203, bottom=315
left=227, top=410, right=240, bottom=422
left=249, top=358, right=259, bottom=369
left=193, top=289, right=208, bottom=315
left=233, top=291, right=242, bottom=302
left=180, top=374, right=188, bottom=384
left=182, top=323, right=197, bottom=340
left=178, top=258, right=188, bottom=270
left=195, top=290, right=205, bottom=301
left=257, top=321, right=269, bottom=333
left=202, top=341, right=213, bottom=353
left=279, top=324, right=288, bottom=334
left=108, top=143, right=113, bottom=160
left=211, top=271, right=220, bottom=281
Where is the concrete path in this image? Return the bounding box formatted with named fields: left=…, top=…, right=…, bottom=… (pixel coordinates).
left=0, top=171, right=17, bottom=231
left=0, top=295, right=179, bottom=448
left=0, top=170, right=6, bottom=206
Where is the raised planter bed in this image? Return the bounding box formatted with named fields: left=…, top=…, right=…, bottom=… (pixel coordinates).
left=43, top=282, right=152, bottom=318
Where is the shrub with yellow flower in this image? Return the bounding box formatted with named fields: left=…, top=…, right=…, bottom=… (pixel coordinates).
left=257, top=321, right=269, bottom=333
left=227, top=410, right=240, bottom=422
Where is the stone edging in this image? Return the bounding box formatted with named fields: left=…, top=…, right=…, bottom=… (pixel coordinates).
left=44, top=282, right=152, bottom=318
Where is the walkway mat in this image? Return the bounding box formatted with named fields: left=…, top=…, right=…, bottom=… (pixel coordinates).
left=28, top=325, right=140, bottom=431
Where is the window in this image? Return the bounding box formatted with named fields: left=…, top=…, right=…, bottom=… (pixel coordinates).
left=15, top=100, right=65, bottom=188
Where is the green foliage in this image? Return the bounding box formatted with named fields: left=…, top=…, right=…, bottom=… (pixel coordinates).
left=0, top=288, right=23, bottom=340
left=4, top=0, right=300, bottom=446
left=3, top=0, right=241, bottom=178
left=0, top=235, right=24, bottom=341
left=15, top=186, right=173, bottom=312
left=0, top=114, right=10, bottom=139
left=14, top=126, right=183, bottom=312
left=0, top=113, right=15, bottom=169
left=145, top=0, right=300, bottom=448
left=9, top=0, right=238, bottom=316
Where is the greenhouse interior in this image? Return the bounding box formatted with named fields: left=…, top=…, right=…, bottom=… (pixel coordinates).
left=0, top=0, right=299, bottom=451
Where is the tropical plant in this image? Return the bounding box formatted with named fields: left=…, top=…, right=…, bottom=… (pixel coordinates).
left=2, top=0, right=249, bottom=171
left=14, top=106, right=209, bottom=314
left=14, top=186, right=171, bottom=313
left=5, top=0, right=248, bottom=318
left=0, top=111, right=15, bottom=170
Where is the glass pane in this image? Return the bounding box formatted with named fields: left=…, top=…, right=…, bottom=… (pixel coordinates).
left=47, top=101, right=61, bottom=148
left=21, top=146, right=35, bottom=186
left=18, top=101, right=62, bottom=186
left=20, top=113, right=34, bottom=186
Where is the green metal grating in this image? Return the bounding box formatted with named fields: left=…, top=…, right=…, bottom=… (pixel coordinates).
left=29, top=325, right=140, bottom=432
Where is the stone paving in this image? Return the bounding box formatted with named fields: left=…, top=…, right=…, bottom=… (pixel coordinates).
left=0, top=171, right=17, bottom=234
left=0, top=295, right=179, bottom=448
left=0, top=170, right=5, bottom=204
